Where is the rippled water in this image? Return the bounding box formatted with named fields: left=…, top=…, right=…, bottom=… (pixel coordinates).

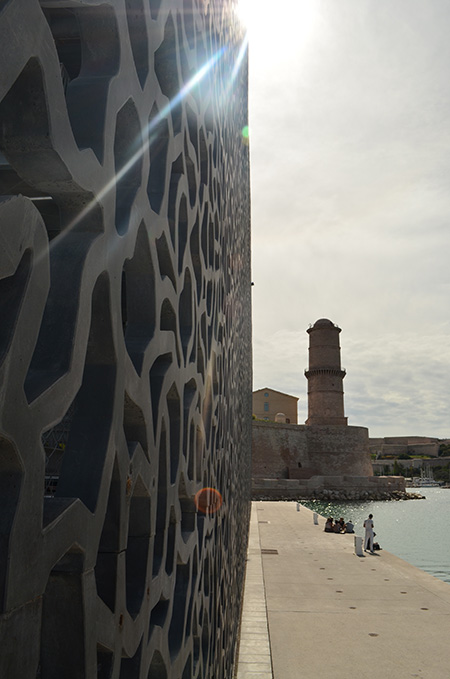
left=300, top=487, right=450, bottom=584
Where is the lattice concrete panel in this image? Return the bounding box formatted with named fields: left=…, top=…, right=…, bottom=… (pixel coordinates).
left=0, top=0, right=251, bottom=676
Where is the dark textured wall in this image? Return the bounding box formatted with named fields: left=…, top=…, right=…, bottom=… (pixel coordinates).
left=0, top=1, right=252, bottom=677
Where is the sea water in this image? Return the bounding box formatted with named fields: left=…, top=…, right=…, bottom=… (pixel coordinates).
left=300, top=487, right=450, bottom=584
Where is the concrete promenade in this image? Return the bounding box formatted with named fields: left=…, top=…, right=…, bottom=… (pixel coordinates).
left=236, top=501, right=450, bottom=679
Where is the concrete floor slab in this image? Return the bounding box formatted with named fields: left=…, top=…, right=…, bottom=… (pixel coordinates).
left=235, top=501, right=450, bottom=679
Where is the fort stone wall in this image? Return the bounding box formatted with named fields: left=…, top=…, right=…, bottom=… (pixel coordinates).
left=252, top=422, right=373, bottom=480
left=252, top=423, right=309, bottom=478
left=305, top=425, right=373, bottom=476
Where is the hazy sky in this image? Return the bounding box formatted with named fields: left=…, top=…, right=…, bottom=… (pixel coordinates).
left=245, top=0, right=450, bottom=437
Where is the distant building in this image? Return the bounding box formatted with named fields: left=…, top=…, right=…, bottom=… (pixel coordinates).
left=252, top=388, right=298, bottom=424
left=369, top=436, right=440, bottom=458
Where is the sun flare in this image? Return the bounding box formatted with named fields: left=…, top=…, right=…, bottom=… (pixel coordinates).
left=235, top=0, right=319, bottom=52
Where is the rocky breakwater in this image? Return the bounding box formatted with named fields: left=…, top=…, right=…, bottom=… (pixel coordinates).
left=310, top=488, right=425, bottom=501
left=251, top=475, right=424, bottom=501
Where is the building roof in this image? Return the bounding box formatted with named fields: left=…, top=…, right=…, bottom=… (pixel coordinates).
left=252, top=387, right=299, bottom=401
left=313, top=318, right=334, bottom=327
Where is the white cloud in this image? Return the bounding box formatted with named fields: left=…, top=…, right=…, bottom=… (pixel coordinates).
left=253, top=328, right=450, bottom=437
left=250, top=0, right=450, bottom=438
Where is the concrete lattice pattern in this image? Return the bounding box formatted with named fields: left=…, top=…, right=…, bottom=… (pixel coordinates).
left=0, top=0, right=252, bottom=676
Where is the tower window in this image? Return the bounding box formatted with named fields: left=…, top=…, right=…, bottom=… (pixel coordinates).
left=264, top=402, right=269, bottom=411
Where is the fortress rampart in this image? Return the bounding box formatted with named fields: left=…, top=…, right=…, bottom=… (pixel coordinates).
left=252, top=422, right=373, bottom=480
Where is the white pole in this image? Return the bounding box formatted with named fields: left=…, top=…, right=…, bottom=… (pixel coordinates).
left=354, top=536, right=364, bottom=556
left=313, top=512, right=318, bottom=525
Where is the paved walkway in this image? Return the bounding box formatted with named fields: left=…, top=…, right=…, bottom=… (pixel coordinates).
left=236, top=501, right=450, bottom=679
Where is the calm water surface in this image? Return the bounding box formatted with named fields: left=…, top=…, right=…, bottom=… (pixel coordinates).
left=301, top=487, right=450, bottom=584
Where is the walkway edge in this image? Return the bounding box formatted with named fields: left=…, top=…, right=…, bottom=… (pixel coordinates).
left=235, top=504, right=273, bottom=679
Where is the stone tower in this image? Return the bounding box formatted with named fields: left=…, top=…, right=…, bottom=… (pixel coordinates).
left=305, top=318, right=348, bottom=426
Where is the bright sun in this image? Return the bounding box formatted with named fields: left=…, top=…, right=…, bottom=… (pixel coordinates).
left=236, top=0, right=319, bottom=53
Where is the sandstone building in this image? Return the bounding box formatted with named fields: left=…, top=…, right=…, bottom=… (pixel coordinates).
left=252, top=387, right=298, bottom=424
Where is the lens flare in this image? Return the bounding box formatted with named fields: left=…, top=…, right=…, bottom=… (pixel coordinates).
left=46, top=45, right=227, bottom=253
left=194, top=487, right=223, bottom=514
left=230, top=33, right=248, bottom=84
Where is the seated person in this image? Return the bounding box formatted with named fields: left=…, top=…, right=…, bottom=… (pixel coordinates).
left=324, top=517, right=334, bottom=532
left=344, top=519, right=354, bottom=533
left=338, top=517, right=346, bottom=531
left=333, top=521, right=343, bottom=533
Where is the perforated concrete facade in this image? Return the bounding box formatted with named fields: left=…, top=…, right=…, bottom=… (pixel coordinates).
left=0, top=1, right=251, bottom=676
